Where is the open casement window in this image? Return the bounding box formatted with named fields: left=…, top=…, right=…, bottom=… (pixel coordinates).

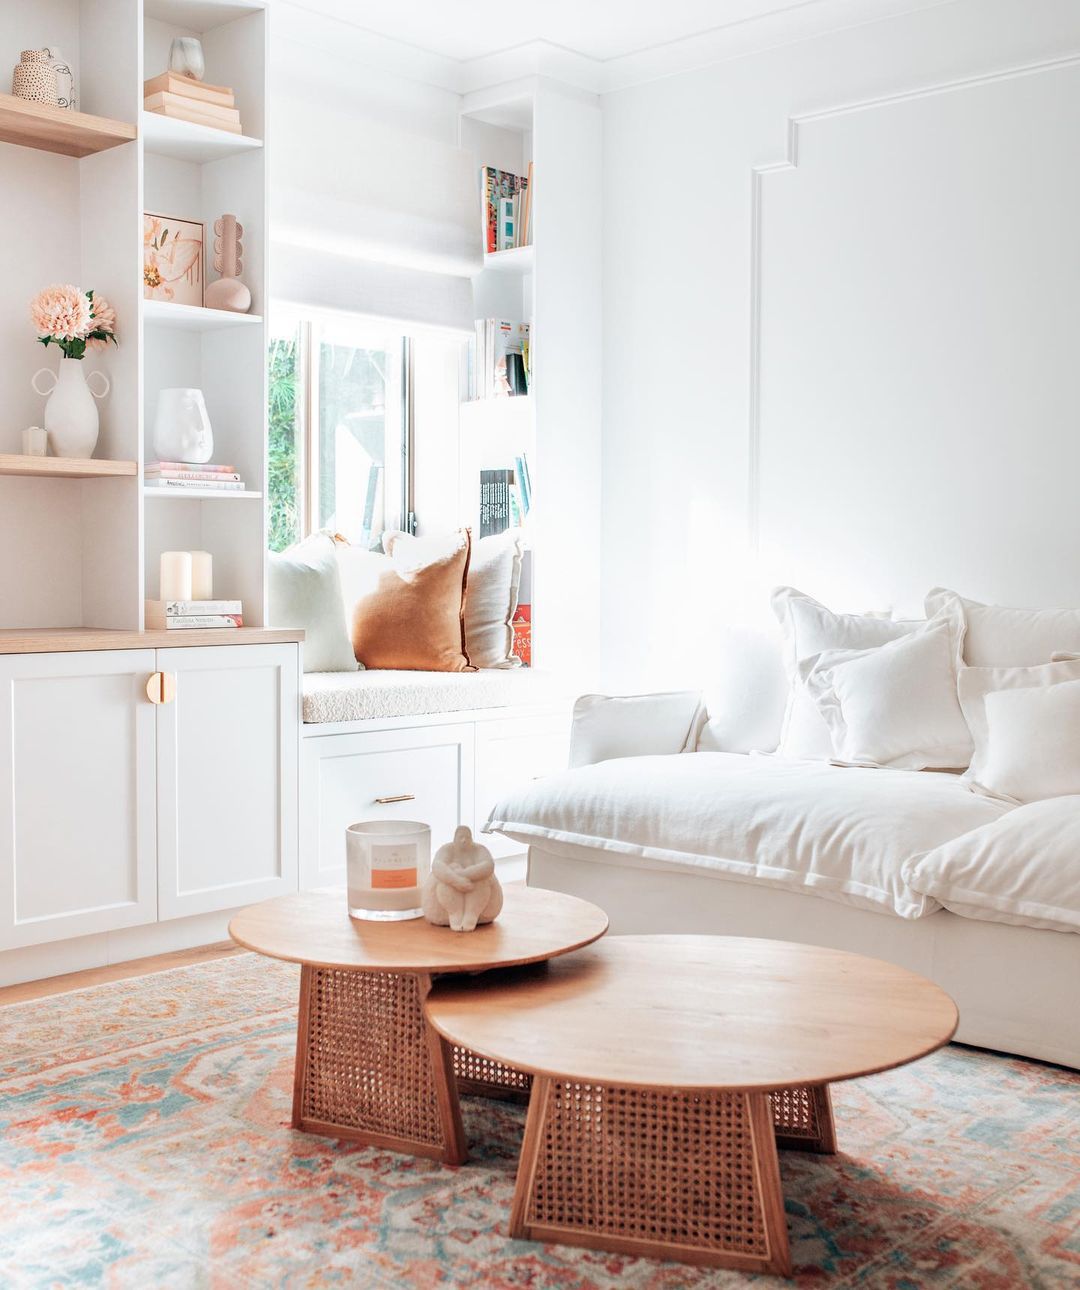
left=268, top=312, right=411, bottom=553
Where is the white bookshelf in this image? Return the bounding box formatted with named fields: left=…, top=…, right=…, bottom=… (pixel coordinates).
left=0, top=0, right=269, bottom=631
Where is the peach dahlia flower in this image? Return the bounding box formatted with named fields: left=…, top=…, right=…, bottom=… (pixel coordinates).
left=30, top=284, right=93, bottom=341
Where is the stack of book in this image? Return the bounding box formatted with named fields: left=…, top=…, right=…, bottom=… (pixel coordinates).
left=145, top=462, right=247, bottom=493
left=143, top=72, right=242, bottom=134
left=482, top=163, right=533, bottom=253
left=479, top=460, right=530, bottom=536
left=145, top=599, right=243, bottom=630
left=470, top=318, right=530, bottom=399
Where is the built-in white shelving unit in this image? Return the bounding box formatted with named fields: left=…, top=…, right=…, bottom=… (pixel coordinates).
left=0, top=0, right=269, bottom=631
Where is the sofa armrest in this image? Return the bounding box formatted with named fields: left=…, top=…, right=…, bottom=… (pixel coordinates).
left=567, top=690, right=705, bottom=768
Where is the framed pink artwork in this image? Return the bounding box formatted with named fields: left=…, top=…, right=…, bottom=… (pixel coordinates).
left=144, top=212, right=204, bottom=307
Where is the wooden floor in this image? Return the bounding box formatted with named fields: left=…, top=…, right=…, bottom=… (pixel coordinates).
left=0, top=941, right=245, bottom=1006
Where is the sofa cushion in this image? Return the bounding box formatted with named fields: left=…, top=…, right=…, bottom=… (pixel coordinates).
left=303, top=668, right=552, bottom=724
left=486, top=753, right=1010, bottom=918
left=903, top=796, right=1080, bottom=934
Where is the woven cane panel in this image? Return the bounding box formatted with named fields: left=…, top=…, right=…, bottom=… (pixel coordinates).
left=527, top=1082, right=768, bottom=1257
left=770, top=1086, right=821, bottom=1140
left=301, top=968, right=443, bottom=1147
left=452, top=1046, right=533, bottom=1096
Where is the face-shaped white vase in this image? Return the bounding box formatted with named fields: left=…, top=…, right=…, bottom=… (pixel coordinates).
left=153, top=388, right=213, bottom=464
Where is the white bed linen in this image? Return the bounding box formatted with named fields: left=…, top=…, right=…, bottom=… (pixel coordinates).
left=486, top=753, right=1009, bottom=918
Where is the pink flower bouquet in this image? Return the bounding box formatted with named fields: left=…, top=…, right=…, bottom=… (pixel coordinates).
left=30, top=284, right=118, bottom=360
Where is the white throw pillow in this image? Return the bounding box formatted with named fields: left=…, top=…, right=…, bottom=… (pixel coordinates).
left=977, top=681, right=1080, bottom=803
left=569, top=691, right=703, bottom=768
left=926, top=587, right=1080, bottom=666
left=801, top=613, right=971, bottom=770
left=268, top=533, right=359, bottom=673
left=903, top=796, right=1080, bottom=934
left=958, top=658, right=1080, bottom=795
left=771, top=586, right=924, bottom=760
left=384, top=529, right=523, bottom=669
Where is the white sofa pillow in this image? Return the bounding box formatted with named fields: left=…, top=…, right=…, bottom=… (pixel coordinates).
left=771, top=586, right=923, bottom=760
left=958, top=658, right=1080, bottom=796
left=801, top=613, right=971, bottom=770
left=569, top=691, right=703, bottom=768
left=903, top=797, right=1080, bottom=934
left=384, top=529, right=524, bottom=668
left=926, top=587, right=1080, bottom=666
left=977, top=680, right=1080, bottom=803
left=268, top=533, right=359, bottom=673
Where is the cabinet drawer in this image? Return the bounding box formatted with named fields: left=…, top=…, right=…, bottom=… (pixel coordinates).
left=302, top=724, right=475, bottom=888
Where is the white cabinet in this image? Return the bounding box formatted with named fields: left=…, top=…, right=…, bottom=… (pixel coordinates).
left=302, top=723, right=475, bottom=889
left=0, top=642, right=300, bottom=952
left=0, top=650, right=158, bottom=949
left=157, top=645, right=299, bottom=919
left=474, top=713, right=572, bottom=859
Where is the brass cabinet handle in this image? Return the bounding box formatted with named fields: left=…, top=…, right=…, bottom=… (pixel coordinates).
left=374, top=793, right=416, bottom=804
left=146, top=671, right=177, bottom=704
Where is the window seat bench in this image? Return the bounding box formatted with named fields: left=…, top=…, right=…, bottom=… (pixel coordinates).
left=302, top=667, right=554, bottom=725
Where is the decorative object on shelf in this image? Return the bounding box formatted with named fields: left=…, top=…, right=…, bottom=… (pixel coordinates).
left=422, top=826, right=503, bottom=932
left=190, top=550, right=213, bottom=600
left=152, top=388, right=214, bottom=464
left=346, top=820, right=431, bottom=921
left=42, top=47, right=75, bottom=110
left=144, top=77, right=242, bottom=133
left=11, top=50, right=58, bottom=106
left=204, top=215, right=252, bottom=312
left=21, top=427, right=47, bottom=457
left=160, top=551, right=193, bottom=602
left=144, top=214, right=204, bottom=306
left=168, top=37, right=205, bottom=82
left=31, top=360, right=111, bottom=459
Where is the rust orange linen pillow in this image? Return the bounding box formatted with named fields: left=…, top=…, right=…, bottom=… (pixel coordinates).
left=342, top=530, right=473, bottom=671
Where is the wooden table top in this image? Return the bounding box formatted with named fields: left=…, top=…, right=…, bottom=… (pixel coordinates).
left=229, top=886, right=608, bottom=975
left=425, top=934, right=959, bottom=1091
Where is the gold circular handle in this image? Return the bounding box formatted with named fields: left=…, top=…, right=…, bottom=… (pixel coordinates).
left=146, top=671, right=177, bottom=704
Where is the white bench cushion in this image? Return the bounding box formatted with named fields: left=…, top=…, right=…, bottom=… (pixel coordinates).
left=303, top=668, right=551, bottom=724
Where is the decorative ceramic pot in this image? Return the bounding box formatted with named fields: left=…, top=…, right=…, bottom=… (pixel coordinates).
left=32, top=358, right=110, bottom=458
left=153, top=387, right=213, bottom=463
left=43, top=47, right=75, bottom=110
left=12, top=50, right=57, bottom=105
left=169, top=37, right=205, bottom=81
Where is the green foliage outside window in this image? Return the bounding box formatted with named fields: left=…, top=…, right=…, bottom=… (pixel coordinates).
left=268, top=332, right=300, bottom=553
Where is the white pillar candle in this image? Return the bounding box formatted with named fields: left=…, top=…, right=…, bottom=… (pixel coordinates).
left=160, top=551, right=193, bottom=602
left=189, top=550, right=213, bottom=600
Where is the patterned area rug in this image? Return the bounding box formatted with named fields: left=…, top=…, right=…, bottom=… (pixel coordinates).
left=0, top=953, right=1077, bottom=1289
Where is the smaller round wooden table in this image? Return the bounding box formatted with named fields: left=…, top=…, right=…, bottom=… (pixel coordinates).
left=425, top=935, right=958, bottom=1276
left=229, top=887, right=607, bottom=1165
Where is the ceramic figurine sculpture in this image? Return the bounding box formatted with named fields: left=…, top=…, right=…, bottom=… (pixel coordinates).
left=422, top=826, right=503, bottom=932
left=205, top=214, right=252, bottom=313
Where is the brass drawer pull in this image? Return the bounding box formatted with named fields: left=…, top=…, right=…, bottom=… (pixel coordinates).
left=374, top=793, right=416, bottom=805
left=146, top=671, right=177, bottom=705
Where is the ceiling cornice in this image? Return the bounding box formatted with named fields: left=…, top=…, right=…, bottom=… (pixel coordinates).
left=273, top=0, right=959, bottom=96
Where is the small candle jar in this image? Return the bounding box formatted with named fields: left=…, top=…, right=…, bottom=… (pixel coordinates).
left=346, top=820, right=430, bottom=921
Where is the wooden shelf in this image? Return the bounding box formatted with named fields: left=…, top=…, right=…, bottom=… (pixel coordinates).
left=141, top=110, right=262, bottom=163
left=0, top=94, right=135, bottom=159
left=482, top=245, right=534, bottom=276
left=144, top=486, right=262, bottom=500
left=143, top=300, right=263, bottom=332
left=0, top=455, right=138, bottom=480
left=0, top=627, right=302, bottom=655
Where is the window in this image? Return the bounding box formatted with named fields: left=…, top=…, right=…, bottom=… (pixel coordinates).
left=268, top=313, right=411, bottom=552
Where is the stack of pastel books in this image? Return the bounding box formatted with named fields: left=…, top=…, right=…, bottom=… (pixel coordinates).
left=145, top=599, right=243, bottom=630
left=143, top=72, right=242, bottom=134
left=145, top=462, right=247, bottom=493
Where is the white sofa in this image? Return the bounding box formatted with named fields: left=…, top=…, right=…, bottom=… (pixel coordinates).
left=486, top=687, right=1080, bottom=1070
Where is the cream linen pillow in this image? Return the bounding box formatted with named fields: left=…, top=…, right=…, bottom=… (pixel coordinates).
left=926, top=587, right=1080, bottom=665
left=977, top=680, right=1080, bottom=803
left=385, top=529, right=523, bottom=669
left=771, top=586, right=924, bottom=760
left=902, top=796, right=1080, bottom=934
left=268, top=533, right=358, bottom=673
left=800, top=612, right=971, bottom=770
left=958, top=658, right=1080, bottom=795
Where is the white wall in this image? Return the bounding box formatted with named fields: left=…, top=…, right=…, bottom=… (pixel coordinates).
left=601, top=0, right=1080, bottom=690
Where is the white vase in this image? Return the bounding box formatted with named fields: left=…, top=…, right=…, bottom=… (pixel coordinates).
left=43, top=46, right=76, bottom=110
left=152, top=388, right=214, bottom=463
left=32, top=358, right=110, bottom=459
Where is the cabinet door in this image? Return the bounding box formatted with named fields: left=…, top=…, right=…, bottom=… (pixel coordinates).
left=156, top=644, right=299, bottom=919
left=475, top=712, right=572, bottom=859
left=301, top=723, right=475, bottom=889
left=0, top=650, right=158, bottom=949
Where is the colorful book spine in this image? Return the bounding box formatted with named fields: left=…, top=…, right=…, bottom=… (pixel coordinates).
left=146, top=469, right=243, bottom=482
left=152, top=461, right=237, bottom=473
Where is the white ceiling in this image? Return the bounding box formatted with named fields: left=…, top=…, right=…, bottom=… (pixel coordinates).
left=279, top=0, right=955, bottom=93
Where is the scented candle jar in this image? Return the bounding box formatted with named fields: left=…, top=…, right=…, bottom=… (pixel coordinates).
left=346, top=820, right=430, bottom=920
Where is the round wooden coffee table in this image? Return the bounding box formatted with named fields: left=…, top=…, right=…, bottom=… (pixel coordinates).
left=425, top=934, right=958, bottom=1276
left=229, top=887, right=607, bottom=1165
